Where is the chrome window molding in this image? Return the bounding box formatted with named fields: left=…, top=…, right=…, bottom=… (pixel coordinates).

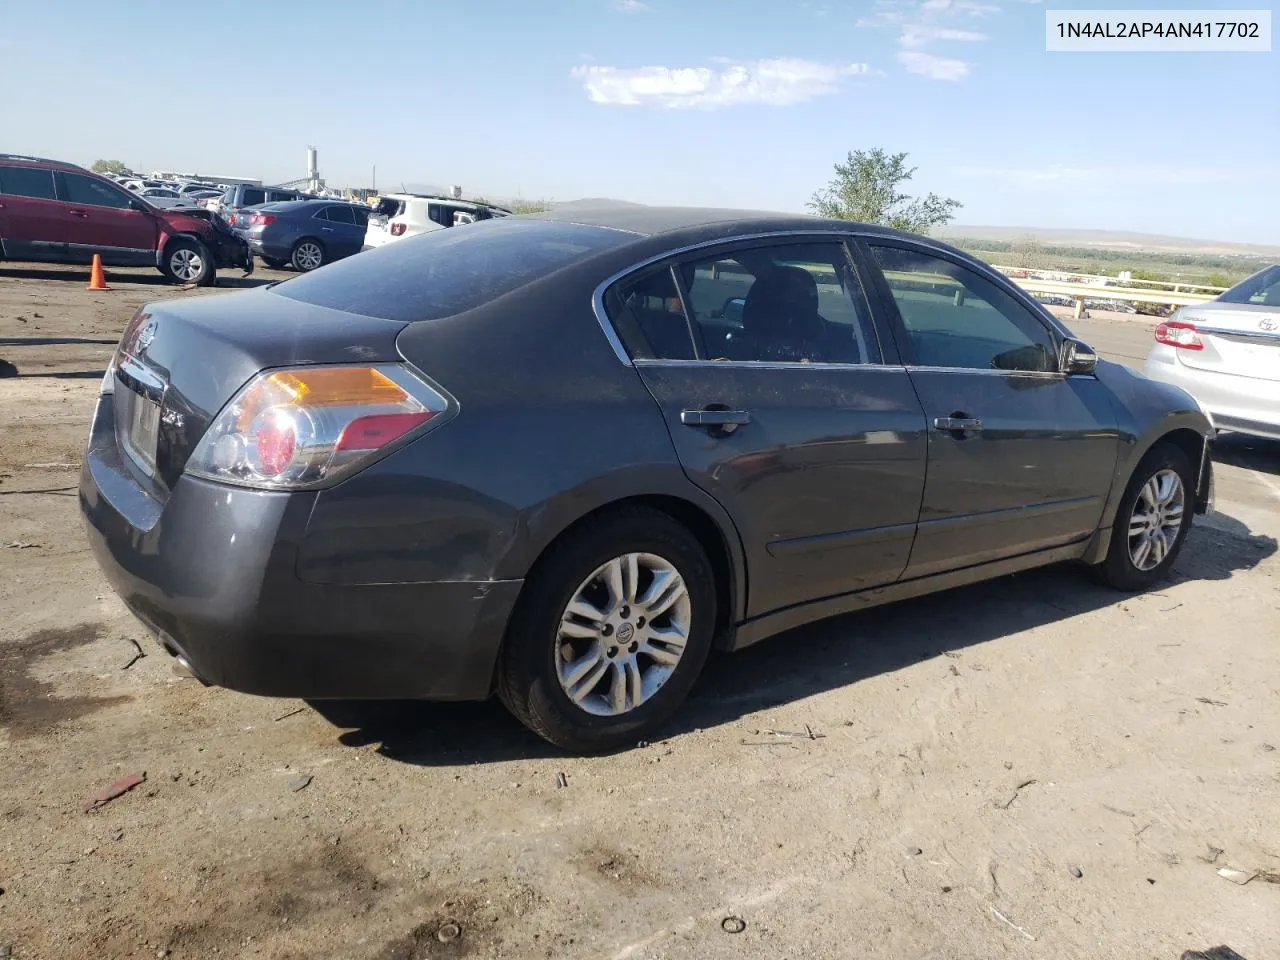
left=632, top=358, right=906, bottom=373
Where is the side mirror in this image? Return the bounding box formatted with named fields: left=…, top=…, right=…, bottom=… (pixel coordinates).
left=722, top=297, right=746, bottom=324
left=1060, top=338, right=1098, bottom=375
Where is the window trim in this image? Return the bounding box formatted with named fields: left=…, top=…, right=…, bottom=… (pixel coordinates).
left=0, top=165, right=60, bottom=202
left=595, top=230, right=900, bottom=369
left=856, top=235, right=1070, bottom=377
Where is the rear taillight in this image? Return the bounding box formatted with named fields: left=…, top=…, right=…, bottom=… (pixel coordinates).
left=1154, top=320, right=1204, bottom=351
left=250, top=214, right=276, bottom=226
left=390, top=222, right=407, bottom=236
left=185, top=364, right=451, bottom=490
left=227, top=213, right=238, bottom=225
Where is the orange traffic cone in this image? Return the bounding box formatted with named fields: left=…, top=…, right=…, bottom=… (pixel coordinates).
left=88, top=254, right=108, bottom=290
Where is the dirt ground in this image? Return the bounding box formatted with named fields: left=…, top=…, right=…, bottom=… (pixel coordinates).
left=1, top=263, right=1278, bottom=960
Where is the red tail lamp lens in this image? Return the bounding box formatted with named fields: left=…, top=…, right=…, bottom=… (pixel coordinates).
left=336, top=412, right=433, bottom=452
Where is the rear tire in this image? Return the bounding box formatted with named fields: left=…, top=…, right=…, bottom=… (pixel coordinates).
left=161, top=238, right=214, bottom=286
left=497, top=506, right=717, bottom=754
left=1095, top=441, right=1197, bottom=591
left=290, top=238, right=325, bottom=272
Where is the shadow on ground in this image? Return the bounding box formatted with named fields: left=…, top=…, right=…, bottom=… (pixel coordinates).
left=311, top=509, right=1276, bottom=764
left=0, top=266, right=274, bottom=289
left=1214, top=433, right=1280, bottom=478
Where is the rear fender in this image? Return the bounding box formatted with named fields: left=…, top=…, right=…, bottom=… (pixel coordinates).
left=500, top=465, right=749, bottom=627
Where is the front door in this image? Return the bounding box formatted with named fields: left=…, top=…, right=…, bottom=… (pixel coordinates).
left=605, top=238, right=929, bottom=618
left=0, top=164, right=69, bottom=262
left=57, top=171, right=157, bottom=266
left=860, top=239, right=1120, bottom=579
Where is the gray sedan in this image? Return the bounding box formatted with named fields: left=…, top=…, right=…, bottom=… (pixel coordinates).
left=80, top=208, right=1214, bottom=752
left=1144, top=263, right=1280, bottom=441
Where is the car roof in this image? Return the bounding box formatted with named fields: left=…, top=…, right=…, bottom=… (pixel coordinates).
left=518, top=204, right=923, bottom=243
left=0, top=154, right=90, bottom=173
left=260, top=199, right=361, bottom=212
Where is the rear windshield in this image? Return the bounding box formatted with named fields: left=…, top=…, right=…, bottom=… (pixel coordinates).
left=1217, top=264, right=1280, bottom=307
left=272, top=218, right=632, bottom=322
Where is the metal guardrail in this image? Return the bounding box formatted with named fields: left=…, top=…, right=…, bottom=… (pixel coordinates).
left=991, top=264, right=1228, bottom=294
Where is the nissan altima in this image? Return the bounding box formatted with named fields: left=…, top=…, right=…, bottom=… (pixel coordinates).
left=81, top=208, right=1215, bottom=752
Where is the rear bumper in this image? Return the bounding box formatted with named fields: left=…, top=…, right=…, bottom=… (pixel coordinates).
left=1145, top=349, right=1280, bottom=441
left=79, top=398, right=519, bottom=700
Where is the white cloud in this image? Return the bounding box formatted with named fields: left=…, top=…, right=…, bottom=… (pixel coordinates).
left=571, top=59, right=870, bottom=108
left=897, top=50, right=970, bottom=80
left=899, top=26, right=987, bottom=46
left=613, top=0, right=653, bottom=10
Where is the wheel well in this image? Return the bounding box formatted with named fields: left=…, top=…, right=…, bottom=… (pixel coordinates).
left=514, top=494, right=737, bottom=645
left=1153, top=427, right=1205, bottom=474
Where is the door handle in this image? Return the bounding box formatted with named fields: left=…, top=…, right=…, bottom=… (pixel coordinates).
left=68, top=208, right=89, bottom=218
left=321, top=227, right=334, bottom=232
left=681, top=409, right=751, bottom=427
left=933, top=416, right=982, bottom=434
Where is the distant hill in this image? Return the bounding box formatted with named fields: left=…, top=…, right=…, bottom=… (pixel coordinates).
left=937, top=225, right=1280, bottom=258
left=549, top=197, right=646, bottom=210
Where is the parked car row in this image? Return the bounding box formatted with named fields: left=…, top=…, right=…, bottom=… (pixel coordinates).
left=226, top=193, right=514, bottom=273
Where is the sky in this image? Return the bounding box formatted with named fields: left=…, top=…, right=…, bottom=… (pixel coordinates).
left=1, top=0, right=1276, bottom=243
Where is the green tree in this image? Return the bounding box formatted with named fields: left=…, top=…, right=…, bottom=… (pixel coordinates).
left=509, top=199, right=552, bottom=215
left=807, top=148, right=961, bottom=235
left=91, top=159, right=131, bottom=175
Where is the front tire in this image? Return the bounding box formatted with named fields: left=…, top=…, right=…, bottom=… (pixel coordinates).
left=290, top=238, right=325, bottom=272
left=1096, top=441, right=1197, bottom=591
left=497, top=506, right=717, bottom=753
left=161, top=238, right=213, bottom=286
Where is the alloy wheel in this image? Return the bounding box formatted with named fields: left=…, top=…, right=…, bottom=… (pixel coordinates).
left=170, top=248, right=204, bottom=282
left=1127, top=468, right=1185, bottom=571
left=294, top=242, right=323, bottom=271
left=554, top=552, right=691, bottom=717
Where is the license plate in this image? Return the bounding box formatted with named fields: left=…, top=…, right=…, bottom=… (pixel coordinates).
left=118, top=386, right=160, bottom=474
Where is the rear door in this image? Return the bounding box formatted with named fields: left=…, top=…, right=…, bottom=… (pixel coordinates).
left=860, top=238, right=1120, bottom=578
left=57, top=171, right=158, bottom=266
left=316, top=205, right=365, bottom=257
left=0, top=164, right=69, bottom=262
left=608, top=237, right=928, bottom=618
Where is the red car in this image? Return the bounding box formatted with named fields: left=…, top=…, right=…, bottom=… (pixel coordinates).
left=0, top=154, right=252, bottom=285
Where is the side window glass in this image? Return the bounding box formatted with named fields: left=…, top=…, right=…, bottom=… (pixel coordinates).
left=62, top=174, right=134, bottom=209
left=352, top=207, right=369, bottom=227
left=678, top=242, right=881, bottom=364
left=326, top=205, right=356, bottom=225
left=0, top=167, right=58, bottom=200
left=607, top=268, right=696, bottom=361
left=243, top=189, right=265, bottom=206
left=313, top=207, right=331, bottom=221
left=869, top=245, right=1058, bottom=373
left=428, top=204, right=450, bottom=227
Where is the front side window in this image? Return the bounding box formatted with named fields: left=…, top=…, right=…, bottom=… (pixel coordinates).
left=677, top=242, right=882, bottom=364
left=62, top=173, right=134, bottom=209
left=0, top=166, right=57, bottom=200
left=868, top=244, right=1058, bottom=373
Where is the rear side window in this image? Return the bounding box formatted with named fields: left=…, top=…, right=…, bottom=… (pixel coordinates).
left=324, top=205, right=357, bottom=225
left=268, top=190, right=297, bottom=203
left=273, top=218, right=630, bottom=322
left=352, top=207, right=369, bottom=227
left=607, top=268, right=696, bottom=360
left=0, top=166, right=57, bottom=200
left=242, top=188, right=266, bottom=206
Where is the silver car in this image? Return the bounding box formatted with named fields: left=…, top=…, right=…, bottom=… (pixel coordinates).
left=1144, top=263, right=1280, bottom=441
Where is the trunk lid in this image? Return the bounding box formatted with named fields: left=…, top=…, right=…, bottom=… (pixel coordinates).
left=109, top=287, right=409, bottom=495
left=1175, top=302, right=1280, bottom=382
